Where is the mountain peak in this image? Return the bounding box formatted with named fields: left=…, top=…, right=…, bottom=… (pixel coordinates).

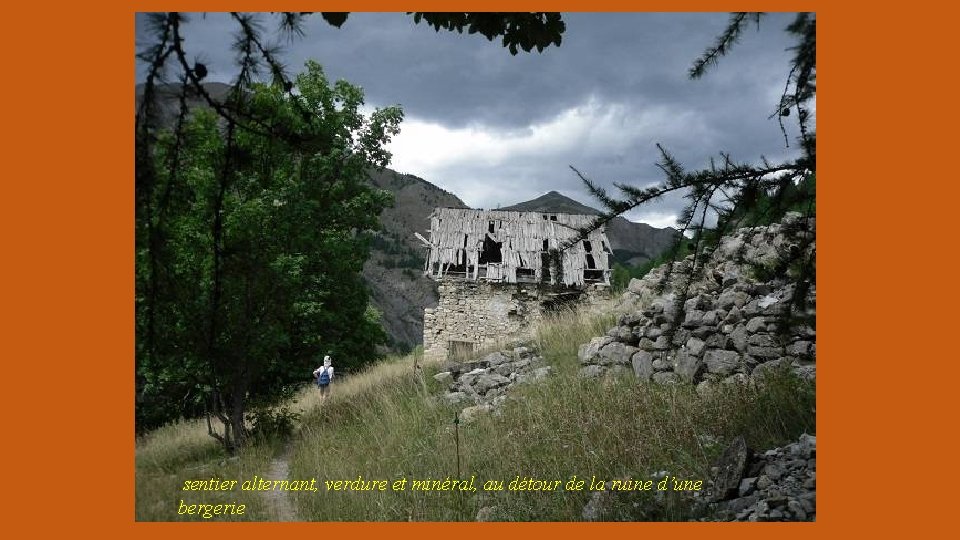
left=501, top=191, right=601, bottom=216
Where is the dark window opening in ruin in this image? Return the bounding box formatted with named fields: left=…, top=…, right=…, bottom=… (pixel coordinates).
left=550, top=215, right=557, bottom=221
left=585, top=253, right=596, bottom=269
left=516, top=268, right=536, bottom=282
left=601, top=240, right=610, bottom=253
left=463, top=234, right=468, bottom=247
left=479, top=236, right=503, bottom=264
left=584, top=269, right=604, bottom=282
left=540, top=252, right=552, bottom=282
left=488, top=221, right=495, bottom=233
left=542, top=239, right=549, bottom=251
left=541, top=290, right=581, bottom=312
left=449, top=340, right=475, bottom=361
left=542, top=215, right=548, bottom=220
left=432, top=262, right=440, bottom=274
left=583, top=240, right=593, bottom=252
left=446, top=263, right=468, bottom=277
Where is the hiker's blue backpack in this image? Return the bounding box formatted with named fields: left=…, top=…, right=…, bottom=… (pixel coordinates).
left=317, top=368, right=330, bottom=386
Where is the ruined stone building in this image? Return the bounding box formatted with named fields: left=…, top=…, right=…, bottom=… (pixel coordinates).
left=417, top=207, right=612, bottom=362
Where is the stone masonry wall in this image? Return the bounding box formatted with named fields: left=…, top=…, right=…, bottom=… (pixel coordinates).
left=577, top=212, right=816, bottom=392
left=424, top=281, right=609, bottom=363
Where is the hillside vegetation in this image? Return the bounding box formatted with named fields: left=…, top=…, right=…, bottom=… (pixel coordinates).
left=136, top=307, right=814, bottom=521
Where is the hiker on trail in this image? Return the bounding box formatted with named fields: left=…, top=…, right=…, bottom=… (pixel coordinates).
left=313, top=355, right=334, bottom=401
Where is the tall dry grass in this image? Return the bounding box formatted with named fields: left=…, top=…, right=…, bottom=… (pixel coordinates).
left=135, top=309, right=814, bottom=521
left=135, top=419, right=277, bottom=521
left=286, top=309, right=814, bottom=521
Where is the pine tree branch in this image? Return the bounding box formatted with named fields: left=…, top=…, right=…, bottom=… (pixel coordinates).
left=689, top=12, right=763, bottom=79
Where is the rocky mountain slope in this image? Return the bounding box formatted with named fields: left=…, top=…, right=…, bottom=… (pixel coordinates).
left=363, top=169, right=467, bottom=351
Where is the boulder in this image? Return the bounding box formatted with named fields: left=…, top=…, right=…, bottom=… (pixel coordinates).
left=718, top=290, right=749, bottom=310
left=578, top=336, right=614, bottom=364
left=472, top=372, right=511, bottom=394
left=631, top=351, right=654, bottom=381
left=579, top=365, right=605, bottom=379
left=746, top=346, right=784, bottom=359
left=459, top=404, right=493, bottom=424
left=483, top=351, right=512, bottom=366
left=682, top=309, right=704, bottom=328
left=748, top=333, right=779, bottom=347
left=685, top=337, right=707, bottom=357
left=745, top=316, right=768, bottom=333
left=674, top=350, right=703, bottom=383
left=598, top=342, right=639, bottom=366
left=704, top=350, right=740, bottom=376
left=729, top=326, right=749, bottom=352
left=651, top=357, right=671, bottom=371
left=787, top=340, right=812, bottom=356
left=707, top=435, right=750, bottom=502
left=516, top=366, right=552, bottom=384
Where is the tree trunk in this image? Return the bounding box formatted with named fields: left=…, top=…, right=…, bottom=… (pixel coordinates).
left=229, top=387, right=248, bottom=450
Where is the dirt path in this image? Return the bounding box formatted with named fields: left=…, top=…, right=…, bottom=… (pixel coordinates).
left=265, top=442, right=299, bottom=521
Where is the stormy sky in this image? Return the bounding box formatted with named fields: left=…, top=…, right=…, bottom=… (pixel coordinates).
left=135, top=12, right=809, bottom=229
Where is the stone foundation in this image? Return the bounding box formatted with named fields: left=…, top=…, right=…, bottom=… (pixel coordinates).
left=423, top=280, right=608, bottom=363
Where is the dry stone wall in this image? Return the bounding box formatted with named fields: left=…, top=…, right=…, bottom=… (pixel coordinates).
left=434, top=344, right=551, bottom=423
left=578, top=212, right=815, bottom=392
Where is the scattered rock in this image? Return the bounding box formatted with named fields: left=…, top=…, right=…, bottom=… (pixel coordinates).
left=703, top=433, right=816, bottom=521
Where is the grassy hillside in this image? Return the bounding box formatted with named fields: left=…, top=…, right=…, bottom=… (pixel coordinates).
left=136, top=309, right=814, bottom=521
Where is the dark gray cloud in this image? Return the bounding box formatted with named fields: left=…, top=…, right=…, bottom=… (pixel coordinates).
left=135, top=12, right=810, bottom=228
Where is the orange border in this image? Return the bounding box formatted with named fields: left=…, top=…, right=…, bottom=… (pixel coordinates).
left=6, top=1, right=950, bottom=538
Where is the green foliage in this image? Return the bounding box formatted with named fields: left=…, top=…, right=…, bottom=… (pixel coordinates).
left=247, top=406, right=301, bottom=441
left=409, top=12, right=565, bottom=54
left=136, top=62, right=402, bottom=446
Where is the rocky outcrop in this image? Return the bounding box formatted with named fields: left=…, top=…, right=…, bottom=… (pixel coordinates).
left=434, top=344, right=551, bottom=422
left=579, top=213, right=815, bottom=389
left=702, top=434, right=816, bottom=521
left=577, top=434, right=816, bottom=522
